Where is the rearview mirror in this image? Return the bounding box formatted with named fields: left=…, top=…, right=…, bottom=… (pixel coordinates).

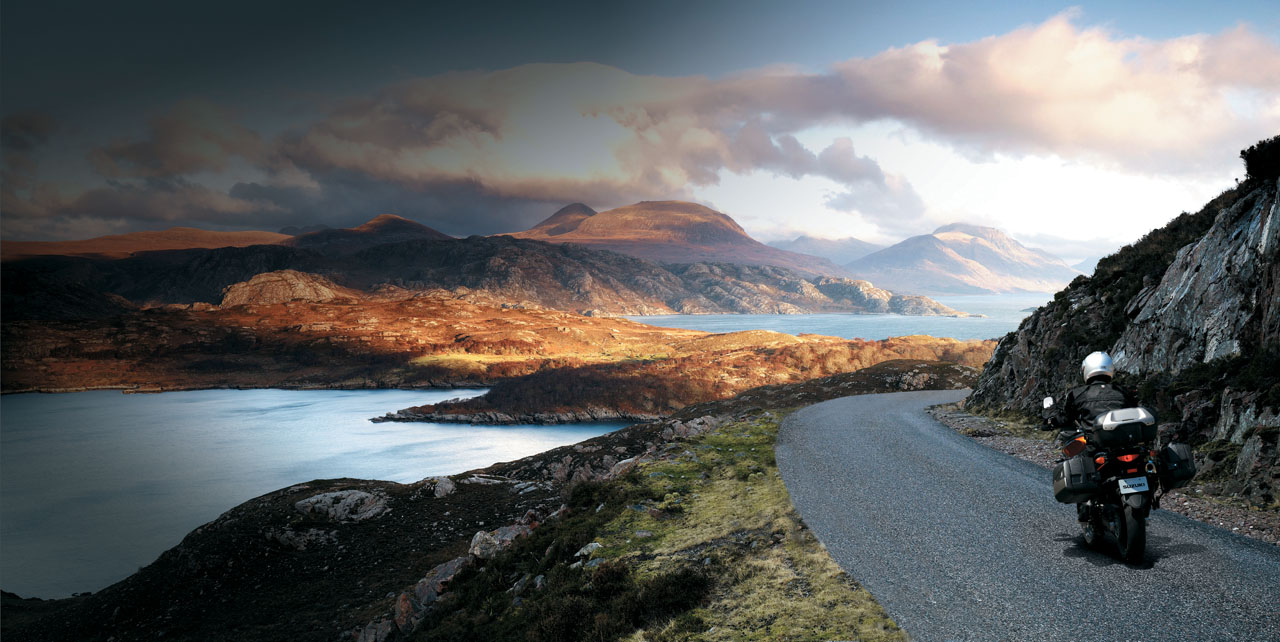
left=1042, top=396, right=1054, bottom=409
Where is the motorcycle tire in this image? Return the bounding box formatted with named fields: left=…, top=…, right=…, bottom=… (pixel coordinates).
left=1117, top=504, right=1146, bottom=563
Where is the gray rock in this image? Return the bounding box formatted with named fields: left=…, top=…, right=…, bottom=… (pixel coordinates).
left=293, top=490, right=388, bottom=522
left=574, top=542, right=602, bottom=558
left=469, top=530, right=501, bottom=560
left=433, top=477, right=456, bottom=498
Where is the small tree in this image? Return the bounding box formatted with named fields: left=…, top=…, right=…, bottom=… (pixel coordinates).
left=1240, top=135, right=1280, bottom=181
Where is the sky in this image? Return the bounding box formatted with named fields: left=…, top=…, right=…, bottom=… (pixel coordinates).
left=2, top=1, right=1278, bottom=263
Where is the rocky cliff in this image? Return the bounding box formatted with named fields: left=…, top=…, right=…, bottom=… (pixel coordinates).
left=968, top=174, right=1279, bottom=507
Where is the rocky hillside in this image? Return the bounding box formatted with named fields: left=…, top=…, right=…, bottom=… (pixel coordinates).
left=2, top=233, right=965, bottom=319
left=509, top=201, right=850, bottom=277
left=219, top=270, right=360, bottom=307
left=846, top=223, right=1081, bottom=295
left=968, top=169, right=1279, bottom=508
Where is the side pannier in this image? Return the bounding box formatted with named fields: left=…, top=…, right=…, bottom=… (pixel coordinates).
left=1053, top=453, right=1100, bottom=504
left=1158, top=442, right=1196, bottom=491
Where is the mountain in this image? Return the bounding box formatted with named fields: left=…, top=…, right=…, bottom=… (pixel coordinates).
left=968, top=168, right=1279, bottom=507
left=509, top=201, right=849, bottom=277
left=844, top=223, right=1082, bottom=295
left=283, top=214, right=453, bottom=254
left=1, top=227, right=290, bottom=261
left=1, top=234, right=967, bottom=319
left=768, top=235, right=884, bottom=265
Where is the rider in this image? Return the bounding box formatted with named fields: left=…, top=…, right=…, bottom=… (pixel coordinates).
left=1049, top=351, right=1136, bottom=441
left=1044, top=351, right=1137, bottom=520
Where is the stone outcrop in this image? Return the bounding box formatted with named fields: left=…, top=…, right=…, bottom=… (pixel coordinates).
left=968, top=177, right=1279, bottom=506
left=220, top=270, right=355, bottom=307
left=294, top=490, right=389, bottom=522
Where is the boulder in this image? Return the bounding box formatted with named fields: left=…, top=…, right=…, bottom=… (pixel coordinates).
left=433, top=477, right=456, bottom=498
left=293, top=490, right=388, bottom=522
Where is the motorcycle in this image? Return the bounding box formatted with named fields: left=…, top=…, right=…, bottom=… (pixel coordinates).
left=1042, top=397, right=1196, bottom=563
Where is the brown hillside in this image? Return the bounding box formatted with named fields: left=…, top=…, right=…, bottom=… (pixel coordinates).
left=1, top=228, right=290, bottom=261
left=509, top=201, right=849, bottom=277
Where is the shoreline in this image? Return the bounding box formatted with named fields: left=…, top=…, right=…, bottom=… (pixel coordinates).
left=0, top=382, right=490, bottom=396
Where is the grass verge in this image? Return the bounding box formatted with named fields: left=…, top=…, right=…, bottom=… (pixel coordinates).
left=413, top=410, right=904, bottom=642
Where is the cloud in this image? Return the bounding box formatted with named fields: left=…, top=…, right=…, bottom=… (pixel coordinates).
left=6, top=14, right=1278, bottom=241
left=90, top=100, right=268, bottom=178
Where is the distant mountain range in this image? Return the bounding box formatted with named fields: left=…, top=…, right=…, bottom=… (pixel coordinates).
left=1, top=228, right=290, bottom=260
left=2, top=202, right=1083, bottom=305
left=508, top=201, right=848, bottom=277
left=845, top=223, right=1082, bottom=295
left=2, top=216, right=967, bottom=320
left=767, top=235, right=884, bottom=265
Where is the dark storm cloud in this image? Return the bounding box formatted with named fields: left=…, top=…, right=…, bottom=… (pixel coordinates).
left=91, top=101, right=268, bottom=178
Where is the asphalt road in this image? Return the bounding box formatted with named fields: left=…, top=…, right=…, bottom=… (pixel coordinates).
left=776, top=390, right=1280, bottom=642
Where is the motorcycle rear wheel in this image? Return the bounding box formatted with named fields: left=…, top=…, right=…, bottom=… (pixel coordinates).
left=1117, top=504, right=1146, bottom=563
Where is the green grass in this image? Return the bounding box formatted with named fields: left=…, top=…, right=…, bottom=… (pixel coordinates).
left=413, top=411, right=904, bottom=642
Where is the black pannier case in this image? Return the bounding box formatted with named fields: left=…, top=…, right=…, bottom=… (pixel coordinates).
left=1159, top=442, right=1196, bottom=491
left=1091, top=408, right=1157, bottom=448
left=1053, top=454, right=1100, bottom=504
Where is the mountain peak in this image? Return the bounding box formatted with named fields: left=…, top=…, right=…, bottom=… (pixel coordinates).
left=509, top=200, right=846, bottom=277
left=847, top=223, right=1080, bottom=295
left=532, top=203, right=598, bottom=236
left=932, top=222, right=1005, bottom=239
left=285, top=215, right=453, bottom=253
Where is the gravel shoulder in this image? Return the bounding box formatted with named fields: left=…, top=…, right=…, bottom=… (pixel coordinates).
left=927, top=402, right=1280, bottom=546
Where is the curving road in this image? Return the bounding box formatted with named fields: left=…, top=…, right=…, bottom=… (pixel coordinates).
left=776, top=390, right=1280, bottom=642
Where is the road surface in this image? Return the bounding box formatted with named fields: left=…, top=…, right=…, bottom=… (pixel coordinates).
left=776, top=390, right=1280, bottom=641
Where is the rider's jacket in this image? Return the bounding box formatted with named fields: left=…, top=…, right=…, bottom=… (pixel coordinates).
left=1053, top=378, right=1136, bottom=431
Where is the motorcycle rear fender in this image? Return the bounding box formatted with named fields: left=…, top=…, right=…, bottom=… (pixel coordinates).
left=1123, top=492, right=1151, bottom=518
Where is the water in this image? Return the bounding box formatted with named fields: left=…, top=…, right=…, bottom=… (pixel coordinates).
left=0, top=388, right=625, bottom=598
left=626, top=293, right=1050, bottom=340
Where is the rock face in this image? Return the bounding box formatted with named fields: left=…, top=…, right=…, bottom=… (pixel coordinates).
left=1111, top=187, right=1279, bottom=374
left=220, top=270, right=355, bottom=307
left=846, top=222, right=1081, bottom=295
left=968, top=177, right=1279, bottom=506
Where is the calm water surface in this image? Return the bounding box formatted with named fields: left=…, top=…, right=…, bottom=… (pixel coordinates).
left=0, top=388, right=623, bottom=598
left=625, top=293, right=1050, bottom=340
left=2, top=295, right=1049, bottom=598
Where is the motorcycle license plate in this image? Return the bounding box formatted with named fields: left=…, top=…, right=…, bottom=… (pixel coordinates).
left=1118, top=476, right=1149, bottom=494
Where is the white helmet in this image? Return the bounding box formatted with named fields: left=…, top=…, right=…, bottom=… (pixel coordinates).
left=1081, top=351, right=1114, bottom=383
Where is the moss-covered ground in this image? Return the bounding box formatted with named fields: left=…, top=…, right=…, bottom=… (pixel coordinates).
left=413, top=410, right=904, bottom=642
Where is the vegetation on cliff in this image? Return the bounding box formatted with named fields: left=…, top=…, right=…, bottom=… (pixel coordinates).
left=968, top=137, right=1280, bottom=509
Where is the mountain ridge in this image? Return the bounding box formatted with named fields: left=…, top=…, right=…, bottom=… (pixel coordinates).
left=767, top=235, right=884, bottom=265
left=846, top=223, right=1081, bottom=295
left=510, top=200, right=850, bottom=277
